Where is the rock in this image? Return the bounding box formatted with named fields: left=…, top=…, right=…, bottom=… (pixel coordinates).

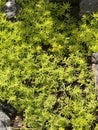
left=3, top=0, right=20, bottom=22
left=92, top=53, right=98, bottom=100
left=0, top=120, right=6, bottom=130
left=80, top=0, right=98, bottom=15
left=0, top=101, right=17, bottom=119
left=0, top=111, right=12, bottom=130
left=0, top=100, right=18, bottom=129
left=92, top=53, right=98, bottom=64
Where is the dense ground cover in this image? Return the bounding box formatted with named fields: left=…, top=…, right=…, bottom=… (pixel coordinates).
left=0, top=0, right=98, bottom=129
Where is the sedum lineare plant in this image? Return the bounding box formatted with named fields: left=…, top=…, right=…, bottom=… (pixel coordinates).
left=0, top=0, right=98, bottom=129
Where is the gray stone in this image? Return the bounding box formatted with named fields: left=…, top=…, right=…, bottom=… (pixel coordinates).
left=0, top=120, right=6, bottom=130
left=0, top=111, right=12, bottom=130
left=4, top=0, right=17, bottom=18
left=80, top=0, right=98, bottom=15
left=92, top=53, right=98, bottom=100
left=92, top=53, right=98, bottom=64
left=3, top=0, right=20, bottom=21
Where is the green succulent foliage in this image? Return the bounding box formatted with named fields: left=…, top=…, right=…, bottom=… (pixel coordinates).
left=0, top=0, right=98, bottom=129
